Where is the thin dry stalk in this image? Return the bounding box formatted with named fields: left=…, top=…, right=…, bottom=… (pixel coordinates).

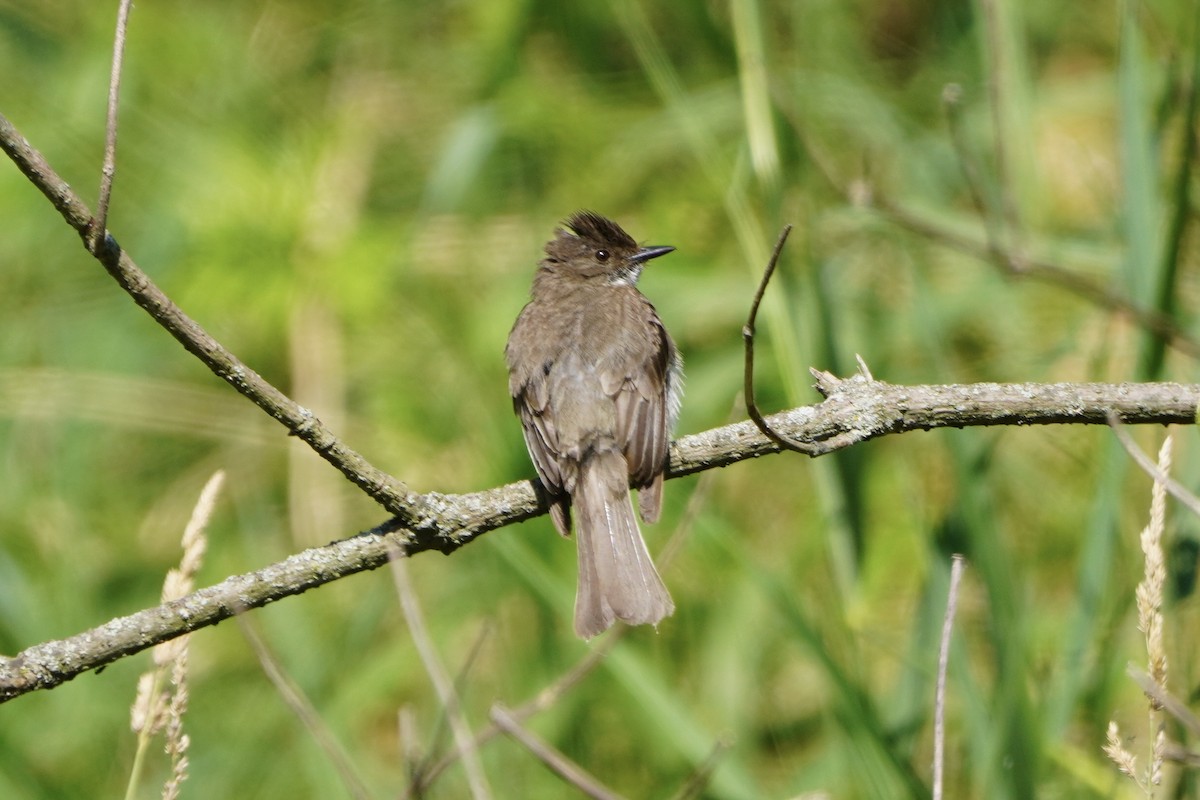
left=977, top=0, right=1024, bottom=247
left=490, top=703, right=626, bottom=800
left=1138, top=436, right=1172, bottom=788
left=125, top=470, right=223, bottom=800
left=406, top=631, right=623, bottom=798
left=666, top=737, right=731, bottom=800
left=237, top=618, right=372, bottom=800
left=404, top=621, right=492, bottom=791
left=398, top=704, right=424, bottom=786
left=389, top=549, right=493, bottom=800
left=1109, top=415, right=1200, bottom=519
left=933, top=555, right=966, bottom=800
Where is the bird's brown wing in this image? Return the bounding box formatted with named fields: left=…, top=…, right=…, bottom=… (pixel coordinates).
left=507, top=301, right=576, bottom=536
left=513, top=377, right=559, bottom=487
left=605, top=313, right=673, bottom=522
left=511, top=369, right=574, bottom=536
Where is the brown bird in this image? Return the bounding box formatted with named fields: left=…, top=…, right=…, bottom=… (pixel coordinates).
left=505, top=211, right=682, bottom=638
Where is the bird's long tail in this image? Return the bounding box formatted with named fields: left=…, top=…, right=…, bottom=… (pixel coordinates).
left=573, top=448, right=674, bottom=639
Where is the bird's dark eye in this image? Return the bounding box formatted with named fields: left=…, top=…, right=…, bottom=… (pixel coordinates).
left=595, top=249, right=610, bottom=262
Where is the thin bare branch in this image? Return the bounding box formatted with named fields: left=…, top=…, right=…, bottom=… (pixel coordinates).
left=666, top=738, right=731, bottom=800
left=91, top=0, right=134, bottom=252
left=490, top=703, right=626, bottom=800
left=409, top=627, right=624, bottom=797
left=1128, top=666, right=1200, bottom=738
left=390, top=551, right=493, bottom=800
left=786, top=80, right=1200, bottom=359
left=942, top=83, right=1013, bottom=267
left=743, top=223, right=823, bottom=454
left=977, top=0, right=1024, bottom=246
left=1107, top=414, right=1200, bottom=519
left=239, top=618, right=372, bottom=800
left=406, top=622, right=492, bottom=791
left=872, top=199, right=1200, bottom=359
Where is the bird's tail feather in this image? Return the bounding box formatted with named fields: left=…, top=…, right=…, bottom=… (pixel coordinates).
left=573, top=449, right=673, bottom=638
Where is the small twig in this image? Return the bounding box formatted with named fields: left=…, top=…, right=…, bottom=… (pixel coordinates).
left=1128, top=666, right=1200, bottom=739
left=490, top=703, right=626, bottom=800
left=943, top=84, right=1012, bottom=269
left=390, top=549, right=493, bottom=800
left=743, top=223, right=822, bottom=455
left=871, top=198, right=1200, bottom=360
left=666, top=737, right=731, bottom=800
left=238, top=618, right=371, bottom=800
left=409, top=622, right=492, bottom=786
left=404, top=625, right=493, bottom=795
left=933, top=554, right=966, bottom=800
left=795, top=87, right=1196, bottom=360
left=410, top=629, right=624, bottom=797
left=1107, top=414, right=1200, bottom=519
left=92, top=0, right=134, bottom=253
left=1160, top=740, right=1200, bottom=767
left=978, top=0, right=1023, bottom=247
left=397, top=704, right=423, bottom=785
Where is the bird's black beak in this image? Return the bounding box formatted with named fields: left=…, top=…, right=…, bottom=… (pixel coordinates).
left=629, top=245, right=675, bottom=264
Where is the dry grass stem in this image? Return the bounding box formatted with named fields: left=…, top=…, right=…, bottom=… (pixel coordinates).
left=125, top=470, right=223, bottom=800
left=398, top=704, right=423, bottom=783
left=1105, top=434, right=1174, bottom=794
left=1136, top=436, right=1171, bottom=791
left=1137, top=436, right=1171, bottom=701
left=933, top=554, right=967, bottom=800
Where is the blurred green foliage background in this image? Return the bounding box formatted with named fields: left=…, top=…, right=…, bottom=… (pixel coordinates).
left=2, top=0, right=1200, bottom=797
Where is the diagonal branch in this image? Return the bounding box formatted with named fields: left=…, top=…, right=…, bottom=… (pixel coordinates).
left=0, top=109, right=415, bottom=519
left=868, top=198, right=1200, bottom=360
left=490, top=703, right=625, bottom=800
left=0, top=377, right=1196, bottom=703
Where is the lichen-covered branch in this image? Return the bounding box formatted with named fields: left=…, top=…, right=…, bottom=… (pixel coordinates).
left=1, top=376, right=1195, bottom=703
